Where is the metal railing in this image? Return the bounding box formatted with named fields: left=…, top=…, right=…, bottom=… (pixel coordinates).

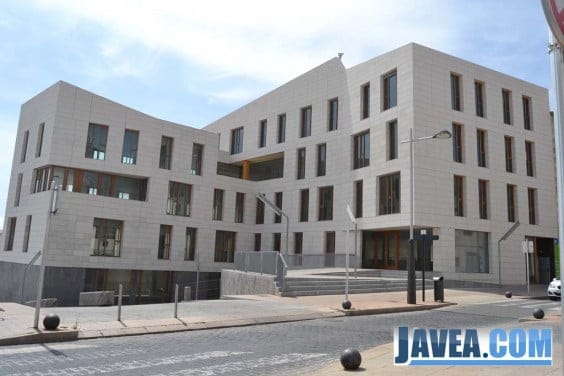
left=234, top=251, right=287, bottom=289
left=284, top=254, right=358, bottom=270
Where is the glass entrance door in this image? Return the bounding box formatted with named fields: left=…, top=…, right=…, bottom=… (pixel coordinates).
left=363, top=231, right=400, bottom=269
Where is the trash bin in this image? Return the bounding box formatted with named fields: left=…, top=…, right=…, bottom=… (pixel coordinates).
left=433, top=276, right=444, bottom=302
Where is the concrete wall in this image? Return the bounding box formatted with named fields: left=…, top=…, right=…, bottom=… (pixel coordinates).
left=220, top=269, right=278, bottom=296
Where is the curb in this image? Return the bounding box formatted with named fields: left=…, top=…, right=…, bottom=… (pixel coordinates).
left=0, top=329, right=78, bottom=346
left=339, top=302, right=456, bottom=316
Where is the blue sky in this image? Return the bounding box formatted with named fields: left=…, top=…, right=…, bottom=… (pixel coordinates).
left=0, top=0, right=555, bottom=228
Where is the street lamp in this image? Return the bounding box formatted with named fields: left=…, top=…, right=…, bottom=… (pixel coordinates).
left=256, top=193, right=289, bottom=256
left=400, top=128, right=451, bottom=305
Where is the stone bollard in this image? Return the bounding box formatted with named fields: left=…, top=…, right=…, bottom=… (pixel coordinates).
left=184, top=286, right=192, bottom=301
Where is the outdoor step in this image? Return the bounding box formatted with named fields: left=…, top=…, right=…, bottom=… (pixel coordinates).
left=281, top=283, right=408, bottom=292
left=280, top=286, right=414, bottom=297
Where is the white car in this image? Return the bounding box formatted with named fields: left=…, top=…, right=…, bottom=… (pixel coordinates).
left=547, top=278, right=561, bottom=300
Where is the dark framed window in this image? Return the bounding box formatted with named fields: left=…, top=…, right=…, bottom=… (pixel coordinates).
left=523, top=96, right=532, bottom=130
left=504, top=136, right=514, bottom=173
left=32, top=166, right=51, bottom=193
left=4, top=217, right=16, bottom=251
left=21, top=130, right=29, bottom=163
left=387, top=120, right=398, bottom=160
left=185, top=227, right=197, bottom=261
left=507, top=184, right=516, bottom=222
left=297, top=148, right=306, bottom=179
left=317, top=143, right=326, bottom=177
left=230, top=127, right=244, bottom=154
left=254, top=233, right=261, bottom=252
left=273, top=233, right=281, bottom=252
left=383, top=70, right=397, bottom=110
left=502, top=89, right=512, bottom=125
left=300, top=189, right=309, bottom=222
left=525, top=141, right=534, bottom=177
left=379, top=173, right=400, bottom=215
left=122, top=129, right=139, bottom=164
left=353, top=130, right=370, bottom=169
left=528, top=188, right=537, bottom=225
left=454, top=175, right=464, bottom=217
left=92, top=218, right=123, bottom=257
left=300, top=106, right=312, bottom=138
left=14, top=173, right=23, bottom=207
left=277, top=114, right=286, bottom=143
left=477, top=129, right=487, bottom=167
left=214, top=230, right=235, bottom=262
left=62, top=167, right=147, bottom=201
left=212, top=189, right=224, bottom=221
left=235, top=192, right=245, bottom=223
left=22, top=215, right=31, bottom=253
left=450, top=73, right=462, bottom=111
left=354, top=180, right=363, bottom=218
left=475, top=81, right=485, bottom=117
left=273, top=192, right=283, bottom=223
left=191, top=143, right=204, bottom=175
left=256, top=197, right=265, bottom=224
left=452, top=123, right=463, bottom=163
left=478, top=179, right=488, bottom=219
left=294, top=232, right=303, bottom=255
left=36, top=123, right=45, bottom=158
left=328, top=98, right=338, bottom=131
left=325, top=231, right=336, bottom=267
left=167, top=181, right=192, bottom=217
left=158, top=225, right=172, bottom=260
left=318, top=186, right=334, bottom=221
left=361, top=83, right=370, bottom=119
left=85, top=123, right=107, bottom=160
left=159, top=136, right=173, bottom=169
left=259, top=119, right=267, bottom=148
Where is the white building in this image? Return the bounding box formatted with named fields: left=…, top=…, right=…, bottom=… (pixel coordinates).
left=1, top=43, right=558, bottom=305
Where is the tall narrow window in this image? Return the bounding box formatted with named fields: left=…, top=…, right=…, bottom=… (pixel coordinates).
left=254, top=233, right=261, bottom=252
left=5, top=217, right=16, bottom=251
left=383, top=70, right=397, bottom=110
left=235, top=192, right=245, bottom=223
left=325, top=231, right=336, bottom=267
left=121, top=129, right=139, bottom=164
left=523, top=96, right=532, bottom=130
left=504, top=136, right=514, bottom=173
left=525, top=141, right=535, bottom=177
left=317, top=143, right=326, bottom=177
left=318, top=186, right=333, bottom=221
left=450, top=73, right=462, bottom=111
left=92, top=218, right=122, bottom=257
left=191, top=143, right=204, bottom=175
left=387, top=120, right=398, bottom=160
left=259, top=119, right=267, bottom=148
left=159, top=136, right=173, bottom=169
left=277, top=114, right=286, bottom=143
left=185, top=227, right=197, bottom=261
left=256, top=197, right=265, bottom=224
left=476, top=129, right=487, bottom=167
left=85, top=123, right=107, bottom=160
left=452, top=123, right=463, bottom=163
left=507, top=184, right=516, bottom=222
left=379, top=173, right=400, bottom=215
left=158, top=225, right=172, bottom=260
left=274, top=192, right=283, bottom=223
left=230, top=127, right=244, bottom=154
left=214, top=230, right=236, bottom=262
left=36, top=123, right=45, bottom=158
left=353, top=130, right=370, bottom=169
left=528, top=188, right=537, bottom=225
left=21, top=130, right=29, bottom=163
left=502, top=89, right=512, bottom=125
left=453, top=175, right=464, bottom=217
left=167, top=182, right=192, bottom=217
left=22, top=215, right=32, bottom=253
left=328, top=98, right=338, bottom=131
left=297, top=147, right=306, bottom=179
left=32, top=166, right=51, bottom=193
left=475, top=81, right=485, bottom=117
left=294, top=232, right=303, bottom=255
left=300, top=189, right=309, bottom=222
left=478, top=180, right=488, bottom=219
left=354, top=180, right=363, bottom=218
left=14, top=173, right=23, bottom=207
left=300, top=106, right=312, bottom=138
left=273, top=233, right=281, bottom=252
left=212, top=189, right=224, bottom=221
left=361, top=83, right=370, bottom=119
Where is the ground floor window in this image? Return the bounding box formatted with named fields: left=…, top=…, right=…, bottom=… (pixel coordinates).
left=455, top=230, right=489, bottom=273
left=214, top=230, right=236, bottom=262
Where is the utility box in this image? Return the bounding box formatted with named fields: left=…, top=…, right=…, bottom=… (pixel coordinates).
left=433, top=276, right=444, bottom=302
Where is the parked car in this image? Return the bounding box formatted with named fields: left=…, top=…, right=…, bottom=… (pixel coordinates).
left=547, top=278, right=561, bottom=300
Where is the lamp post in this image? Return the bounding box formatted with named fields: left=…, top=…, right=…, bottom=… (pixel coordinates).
left=400, top=128, right=451, bottom=305
left=256, top=193, right=289, bottom=256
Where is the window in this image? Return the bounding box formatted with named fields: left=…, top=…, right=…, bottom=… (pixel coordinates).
left=4, top=217, right=16, bottom=251
left=525, top=141, right=535, bottom=177
left=212, top=189, right=224, bottom=221
left=478, top=180, right=488, bottom=220
left=454, top=175, right=464, bottom=217
left=325, top=231, right=336, bottom=267
left=85, top=123, right=107, bottom=160
left=328, top=98, right=338, bottom=131
left=256, top=197, right=265, bottom=224
left=450, top=73, right=462, bottom=111
left=254, top=233, right=261, bottom=252
left=379, top=173, right=400, bottom=215
left=167, top=181, right=192, bottom=217
left=504, top=136, right=514, bottom=173
left=273, top=233, right=281, bottom=252
left=121, top=129, right=139, bottom=164
left=274, top=192, right=283, bottom=223
left=158, top=225, right=172, bottom=260
left=523, top=96, right=532, bottom=130
left=455, top=230, right=489, bottom=273
left=185, top=227, right=197, bottom=261
left=21, top=130, right=29, bottom=163
left=294, top=232, right=303, bottom=255
left=159, top=136, right=173, bottom=169
left=300, top=106, right=312, bottom=138
left=502, top=89, right=512, bottom=125
left=235, top=192, right=245, bottom=223
left=297, top=147, right=306, bottom=179
left=35, top=123, right=45, bottom=158
left=92, top=218, right=122, bottom=257
left=452, top=123, right=463, bottom=163
left=476, top=129, right=487, bottom=168
left=353, top=130, right=370, bottom=169
left=528, top=188, right=537, bottom=225
left=32, top=166, right=51, bottom=193
left=318, top=186, right=334, bottom=221
left=277, top=114, right=286, bottom=143
left=475, top=81, right=485, bottom=117
left=22, top=215, right=31, bottom=253
left=383, top=70, right=397, bottom=110
left=65, top=168, right=147, bottom=201
left=507, top=184, right=517, bottom=222
left=387, top=120, right=398, bottom=160
left=354, top=180, right=363, bottom=218
left=190, top=143, right=204, bottom=175
left=259, top=119, right=267, bottom=148
left=361, top=83, right=370, bottom=119
left=230, top=127, right=244, bottom=154
left=14, top=173, right=23, bottom=207
left=317, top=143, right=326, bottom=177
left=214, top=230, right=236, bottom=262
left=300, top=189, right=309, bottom=222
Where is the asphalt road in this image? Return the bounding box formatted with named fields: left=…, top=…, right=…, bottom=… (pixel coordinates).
left=1, top=297, right=560, bottom=376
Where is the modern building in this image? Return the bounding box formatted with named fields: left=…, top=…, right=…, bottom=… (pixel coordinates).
left=0, top=43, right=558, bottom=305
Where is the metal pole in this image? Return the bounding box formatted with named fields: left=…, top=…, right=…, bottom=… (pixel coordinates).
left=174, top=284, right=179, bottom=318
left=21, top=251, right=41, bottom=304
left=422, top=237, right=426, bottom=302
left=497, top=240, right=502, bottom=287
left=354, top=223, right=358, bottom=278
left=407, top=128, right=416, bottom=305
left=117, top=284, right=123, bottom=321
left=345, top=228, right=350, bottom=302
left=285, top=214, right=289, bottom=256
left=260, top=250, right=263, bottom=275
left=195, top=252, right=200, bottom=301
left=526, top=252, right=530, bottom=296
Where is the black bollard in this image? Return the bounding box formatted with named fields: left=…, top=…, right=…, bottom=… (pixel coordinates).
left=340, top=348, right=362, bottom=370
left=505, top=291, right=512, bottom=298
left=43, top=313, right=60, bottom=330
left=342, top=299, right=352, bottom=310
left=533, top=308, right=545, bottom=319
